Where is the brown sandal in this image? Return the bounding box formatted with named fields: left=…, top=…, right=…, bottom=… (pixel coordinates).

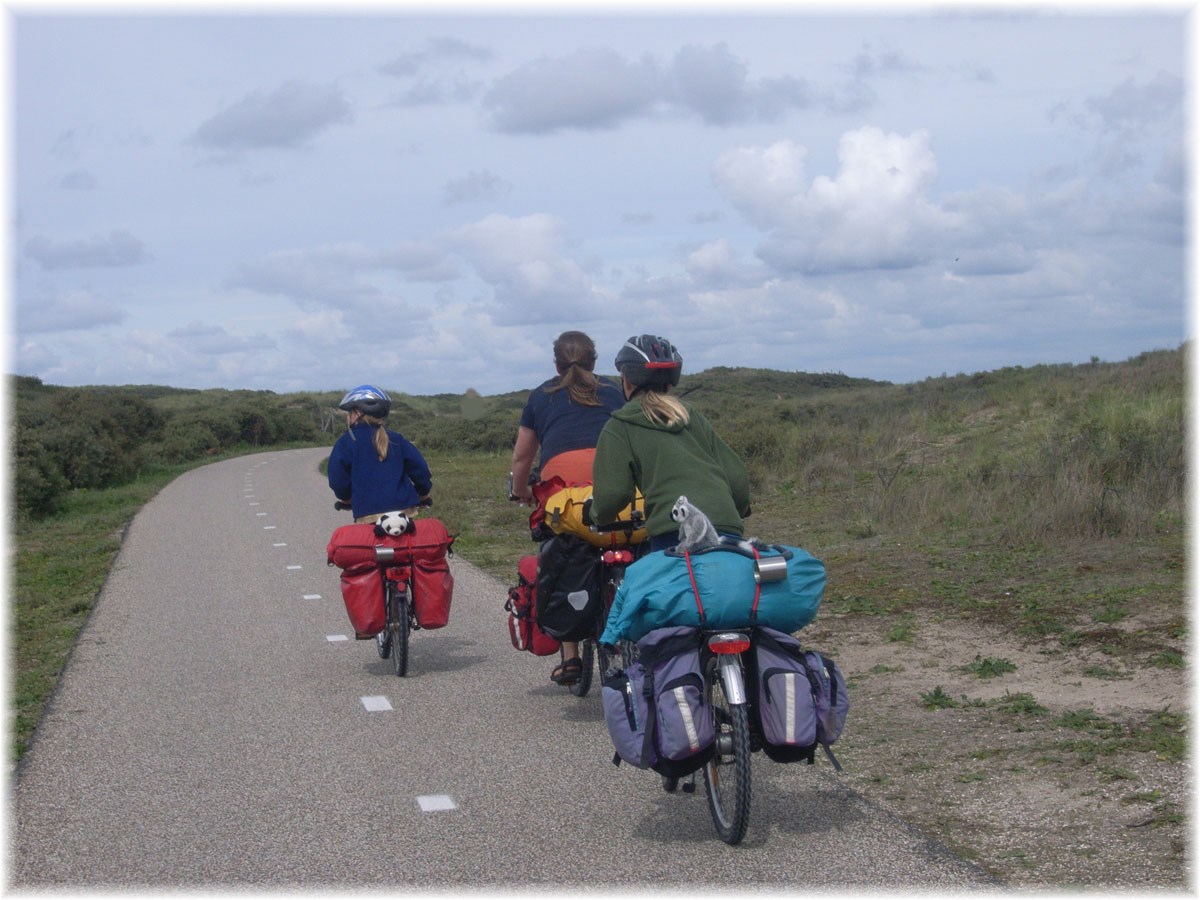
left=551, top=657, right=582, bottom=685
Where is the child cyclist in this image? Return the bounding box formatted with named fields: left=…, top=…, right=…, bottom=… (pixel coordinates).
left=328, top=384, right=433, bottom=522
left=590, top=335, right=750, bottom=551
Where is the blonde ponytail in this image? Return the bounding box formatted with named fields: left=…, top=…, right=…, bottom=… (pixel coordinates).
left=637, top=389, right=689, bottom=428
left=362, top=415, right=390, bottom=461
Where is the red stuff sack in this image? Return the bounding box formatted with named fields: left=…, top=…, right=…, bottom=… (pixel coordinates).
left=327, top=523, right=381, bottom=569
left=340, top=565, right=385, bottom=637
left=505, top=554, right=560, bottom=655
left=326, top=518, right=456, bottom=568
left=401, top=517, right=455, bottom=563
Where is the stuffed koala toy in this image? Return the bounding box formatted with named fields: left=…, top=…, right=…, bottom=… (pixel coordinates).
left=670, top=495, right=721, bottom=552
left=374, top=510, right=413, bottom=537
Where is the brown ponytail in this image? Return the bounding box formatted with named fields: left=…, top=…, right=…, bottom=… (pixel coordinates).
left=546, top=330, right=602, bottom=407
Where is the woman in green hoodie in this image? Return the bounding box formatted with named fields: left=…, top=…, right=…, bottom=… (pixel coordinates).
left=591, top=335, right=751, bottom=552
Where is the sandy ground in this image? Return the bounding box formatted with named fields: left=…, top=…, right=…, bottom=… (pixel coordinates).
left=801, top=610, right=1191, bottom=890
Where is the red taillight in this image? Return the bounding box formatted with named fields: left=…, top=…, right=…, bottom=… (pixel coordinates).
left=707, top=634, right=751, bottom=654
left=602, top=549, right=634, bottom=565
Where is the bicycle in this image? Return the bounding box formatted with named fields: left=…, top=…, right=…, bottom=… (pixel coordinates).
left=335, top=498, right=433, bottom=677
left=508, top=473, right=645, bottom=696
left=566, top=512, right=646, bottom=698
left=647, top=542, right=797, bottom=844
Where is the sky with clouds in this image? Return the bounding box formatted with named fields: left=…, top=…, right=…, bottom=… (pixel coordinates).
left=10, top=4, right=1190, bottom=396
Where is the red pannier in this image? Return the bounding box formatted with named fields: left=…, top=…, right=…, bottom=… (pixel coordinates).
left=327, top=518, right=456, bottom=633
left=339, top=565, right=386, bottom=637
left=505, top=554, right=560, bottom=656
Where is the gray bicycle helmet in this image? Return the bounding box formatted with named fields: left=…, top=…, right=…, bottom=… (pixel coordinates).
left=338, top=384, right=391, bottom=418
left=614, top=335, right=682, bottom=389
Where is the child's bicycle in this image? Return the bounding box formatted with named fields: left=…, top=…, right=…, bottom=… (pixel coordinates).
left=334, top=498, right=434, bottom=677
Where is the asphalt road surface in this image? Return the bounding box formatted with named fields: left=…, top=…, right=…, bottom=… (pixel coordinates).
left=10, top=447, right=1001, bottom=891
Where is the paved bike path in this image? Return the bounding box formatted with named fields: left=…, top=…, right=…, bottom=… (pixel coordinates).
left=10, top=447, right=1001, bottom=889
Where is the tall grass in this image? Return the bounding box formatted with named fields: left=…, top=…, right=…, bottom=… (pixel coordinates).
left=730, top=348, right=1185, bottom=544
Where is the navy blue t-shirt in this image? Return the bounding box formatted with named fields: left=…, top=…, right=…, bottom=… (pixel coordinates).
left=520, top=376, right=625, bottom=466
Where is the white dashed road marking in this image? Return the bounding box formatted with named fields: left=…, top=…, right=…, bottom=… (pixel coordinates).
left=418, top=795, right=457, bottom=812
left=361, top=696, right=392, bottom=712
left=326, top=635, right=348, bottom=642
left=303, top=594, right=321, bottom=600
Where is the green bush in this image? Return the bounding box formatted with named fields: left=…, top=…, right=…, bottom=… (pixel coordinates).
left=10, top=379, right=331, bottom=520
left=13, top=422, right=69, bottom=518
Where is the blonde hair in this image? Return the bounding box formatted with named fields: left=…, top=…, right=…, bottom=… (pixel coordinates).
left=547, top=331, right=603, bottom=407
left=637, top=388, right=689, bottom=429
left=362, top=414, right=390, bottom=461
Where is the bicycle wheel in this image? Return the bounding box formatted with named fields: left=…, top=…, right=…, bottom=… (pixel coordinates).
left=388, top=583, right=410, bottom=677
left=569, top=638, right=594, bottom=697
left=591, top=569, right=626, bottom=688
left=702, top=654, right=752, bottom=844
left=376, top=572, right=392, bottom=658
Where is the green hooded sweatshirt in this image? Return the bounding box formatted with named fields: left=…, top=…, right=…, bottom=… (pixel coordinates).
left=591, top=399, right=751, bottom=541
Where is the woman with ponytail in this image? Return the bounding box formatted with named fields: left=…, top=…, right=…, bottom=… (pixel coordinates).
left=509, top=332, right=625, bottom=686
left=509, top=331, right=625, bottom=501
left=328, top=384, right=433, bottom=523
left=591, top=335, right=750, bottom=552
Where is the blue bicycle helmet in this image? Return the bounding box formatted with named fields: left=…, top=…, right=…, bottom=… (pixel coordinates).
left=338, top=384, right=391, bottom=418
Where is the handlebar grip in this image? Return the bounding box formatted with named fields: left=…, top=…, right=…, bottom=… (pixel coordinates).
left=334, top=500, right=352, bottom=511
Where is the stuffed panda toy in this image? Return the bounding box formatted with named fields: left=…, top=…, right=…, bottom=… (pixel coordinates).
left=374, top=511, right=413, bottom=537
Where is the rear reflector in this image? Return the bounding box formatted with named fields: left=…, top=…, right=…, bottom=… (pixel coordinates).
left=707, top=635, right=751, bottom=654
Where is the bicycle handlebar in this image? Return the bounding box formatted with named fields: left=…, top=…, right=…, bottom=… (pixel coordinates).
left=590, top=509, right=646, bottom=534
left=334, top=497, right=433, bottom=512
left=507, top=471, right=541, bottom=503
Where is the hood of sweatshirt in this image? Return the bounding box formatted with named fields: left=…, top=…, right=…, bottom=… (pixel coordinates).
left=609, top=401, right=687, bottom=434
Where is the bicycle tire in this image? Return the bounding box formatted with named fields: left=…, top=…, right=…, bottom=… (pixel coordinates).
left=389, top=583, right=410, bottom=677
left=376, top=570, right=392, bottom=658
left=702, top=654, right=752, bottom=844
left=590, top=563, right=631, bottom=688
left=569, top=638, right=594, bottom=697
